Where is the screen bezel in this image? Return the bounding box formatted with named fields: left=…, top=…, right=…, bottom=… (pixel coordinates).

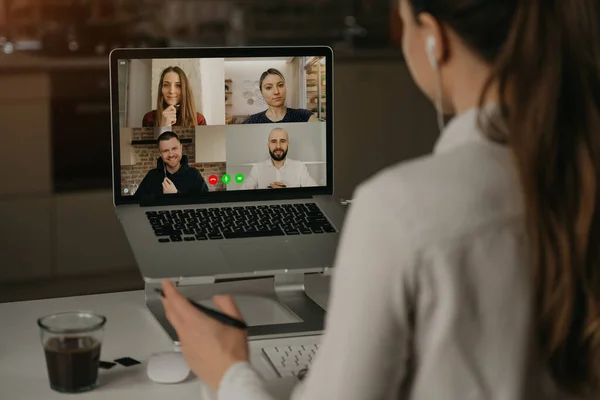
left=109, top=46, right=334, bottom=207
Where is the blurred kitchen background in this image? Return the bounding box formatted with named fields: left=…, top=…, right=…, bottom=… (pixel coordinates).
left=0, top=0, right=438, bottom=302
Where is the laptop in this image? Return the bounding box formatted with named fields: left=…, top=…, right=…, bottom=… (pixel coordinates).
left=109, top=46, right=346, bottom=285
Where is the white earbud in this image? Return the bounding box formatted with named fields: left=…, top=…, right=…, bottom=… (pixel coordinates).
left=426, top=36, right=437, bottom=68
left=426, top=35, right=445, bottom=132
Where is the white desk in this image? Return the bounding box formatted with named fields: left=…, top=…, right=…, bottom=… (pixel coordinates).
left=0, top=282, right=330, bottom=400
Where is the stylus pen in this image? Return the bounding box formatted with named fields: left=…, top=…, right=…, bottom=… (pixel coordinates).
left=155, top=288, right=248, bottom=330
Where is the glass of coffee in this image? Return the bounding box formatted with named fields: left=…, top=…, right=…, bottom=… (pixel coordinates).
left=37, top=312, right=107, bottom=393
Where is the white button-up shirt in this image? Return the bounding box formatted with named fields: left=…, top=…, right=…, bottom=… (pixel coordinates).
left=241, top=158, right=317, bottom=190
left=217, top=106, right=580, bottom=400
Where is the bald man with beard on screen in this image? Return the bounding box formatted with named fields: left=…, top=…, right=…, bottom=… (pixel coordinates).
left=241, top=127, right=317, bottom=190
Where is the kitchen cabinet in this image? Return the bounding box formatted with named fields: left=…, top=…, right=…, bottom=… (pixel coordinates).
left=0, top=73, right=51, bottom=196
left=0, top=196, right=53, bottom=283
left=54, top=190, right=137, bottom=276
left=50, top=69, right=112, bottom=192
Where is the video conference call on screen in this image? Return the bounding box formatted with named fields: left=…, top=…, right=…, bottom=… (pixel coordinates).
left=117, top=55, right=328, bottom=200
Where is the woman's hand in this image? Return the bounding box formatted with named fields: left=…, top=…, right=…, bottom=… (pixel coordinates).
left=161, top=280, right=250, bottom=390
left=162, top=105, right=177, bottom=126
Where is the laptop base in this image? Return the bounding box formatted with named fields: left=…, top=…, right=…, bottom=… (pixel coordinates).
left=145, top=273, right=327, bottom=343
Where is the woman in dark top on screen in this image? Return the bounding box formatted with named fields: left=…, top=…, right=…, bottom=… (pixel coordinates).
left=142, top=66, right=207, bottom=127
left=243, top=68, right=318, bottom=124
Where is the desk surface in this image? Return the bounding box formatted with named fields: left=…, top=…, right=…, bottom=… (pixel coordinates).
left=0, top=282, right=329, bottom=400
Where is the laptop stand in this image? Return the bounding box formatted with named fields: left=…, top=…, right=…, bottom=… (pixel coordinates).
left=144, top=272, right=329, bottom=343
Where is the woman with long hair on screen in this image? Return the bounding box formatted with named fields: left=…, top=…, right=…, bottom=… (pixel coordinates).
left=142, top=66, right=207, bottom=127
left=243, top=68, right=319, bottom=124
left=159, top=0, right=600, bottom=398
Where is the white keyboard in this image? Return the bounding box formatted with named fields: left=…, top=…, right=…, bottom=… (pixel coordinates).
left=261, top=343, right=320, bottom=378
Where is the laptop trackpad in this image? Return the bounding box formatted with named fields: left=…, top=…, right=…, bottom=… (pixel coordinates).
left=219, top=242, right=302, bottom=272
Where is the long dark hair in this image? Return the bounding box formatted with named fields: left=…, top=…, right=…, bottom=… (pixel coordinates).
left=409, top=0, right=600, bottom=394
left=156, top=66, right=198, bottom=127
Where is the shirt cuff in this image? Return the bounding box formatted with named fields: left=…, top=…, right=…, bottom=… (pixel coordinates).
left=218, top=361, right=270, bottom=400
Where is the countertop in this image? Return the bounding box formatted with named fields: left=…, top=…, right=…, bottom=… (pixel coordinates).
left=0, top=289, right=318, bottom=399
left=0, top=273, right=331, bottom=399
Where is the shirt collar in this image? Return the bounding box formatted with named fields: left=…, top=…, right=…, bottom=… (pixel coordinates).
left=267, top=158, right=289, bottom=168
left=433, top=103, right=506, bottom=155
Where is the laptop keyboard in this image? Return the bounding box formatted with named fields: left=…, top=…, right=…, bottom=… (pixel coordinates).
left=146, top=203, right=337, bottom=243
left=262, top=343, right=319, bottom=378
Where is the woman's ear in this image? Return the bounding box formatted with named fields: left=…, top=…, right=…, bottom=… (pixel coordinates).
left=418, top=12, right=446, bottom=66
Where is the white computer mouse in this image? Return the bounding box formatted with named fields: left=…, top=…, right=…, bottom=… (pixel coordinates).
left=147, top=351, right=191, bottom=384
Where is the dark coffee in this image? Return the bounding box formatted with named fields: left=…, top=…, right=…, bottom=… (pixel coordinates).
left=43, top=336, right=101, bottom=392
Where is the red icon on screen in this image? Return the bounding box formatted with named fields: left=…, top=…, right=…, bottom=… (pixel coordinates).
left=208, top=175, right=218, bottom=185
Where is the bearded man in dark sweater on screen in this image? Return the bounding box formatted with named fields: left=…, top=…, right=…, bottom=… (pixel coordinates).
left=134, top=131, right=208, bottom=200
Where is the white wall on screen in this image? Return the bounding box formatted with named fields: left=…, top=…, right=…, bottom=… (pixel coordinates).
left=199, top=58, right=226, bottom=125
left=195, top=125, right=226, bottom=162
left=126, top=59, right=152, bottom=127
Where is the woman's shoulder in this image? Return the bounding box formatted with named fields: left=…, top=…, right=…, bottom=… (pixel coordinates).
left=196, top=112, right=206, bottom=125
left=286, top=108, right=313, bottom=121
left=243, top=111, right=267, bottom=124
left=142, top=110, right=156, bottom=126
left=356, top=145, right=521, bottom=247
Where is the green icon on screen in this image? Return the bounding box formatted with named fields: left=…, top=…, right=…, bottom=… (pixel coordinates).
left=222, top=174, right=231, bottom=184
left=235, top=173, right=245, bottom=183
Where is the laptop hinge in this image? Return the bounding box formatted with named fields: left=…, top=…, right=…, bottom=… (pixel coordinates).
left=273, top=273, right=307, bottom=293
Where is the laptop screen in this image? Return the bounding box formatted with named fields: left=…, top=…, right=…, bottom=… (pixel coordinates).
left=110, top=47, right=333, bottom=205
